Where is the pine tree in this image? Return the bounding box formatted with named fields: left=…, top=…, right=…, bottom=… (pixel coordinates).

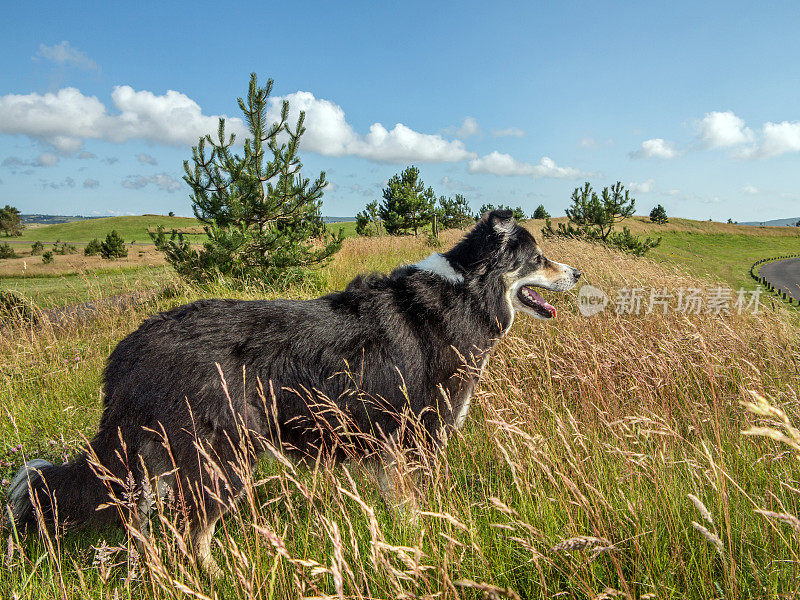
left=649, top=204, right=669, bottom=224
left=355, top=200, right=382, bottom=236
left=533, top=204, right=550, bottom=219
left=378, top=166, right=436, bottom=236
left=151, top=73, right=342, bottom=283
left=0, top=205, right=23, bottom=237
left=100, top=230, right=128, bottom=259
left=542, top=181, right=659, bottom=256
left=478, top=203, right=527, bottom=221
left=565, top=182, right=635, bottom=241
left=436, top=194, right=473, bottom=229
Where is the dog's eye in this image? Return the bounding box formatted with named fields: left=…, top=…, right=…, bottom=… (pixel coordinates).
left=533, top=255, right=543, bottom=266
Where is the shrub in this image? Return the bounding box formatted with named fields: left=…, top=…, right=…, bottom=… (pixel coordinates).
left=436, top=194, right=473, bottom=230
left=52, top=240, right=78, bottom=255
left=355, top=201, right=382, bottom=236
left=41, top=250, right=54, bottom=264
left=0, top=204, right=23, bottom=236
left=84, top=238, right=102, bottom=256
left=650, top=204, right=669, bottom=224
left=152, top=73, right=341, bottom=283
left=478, top=203, right=527, bottom=221
left=542, top=182, right=660, bottom=256
left=0, top=242, right=17, bottom=259
left=30, top=240, right=44, bottom=255
left=100, top=230, right=128, bottom=259
left=533, top=204, right=550, bottom=219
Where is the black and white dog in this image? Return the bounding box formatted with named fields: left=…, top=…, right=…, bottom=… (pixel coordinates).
left=7, top=210, right=579, bottom=572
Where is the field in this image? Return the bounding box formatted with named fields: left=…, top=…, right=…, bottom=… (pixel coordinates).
left=13, top=216, right=203, bottom=244
left=528, top=216, right=800, bottom=291
left=2, top=218, right=800, bottom=599
left=4, top=214, right=800, bottom=308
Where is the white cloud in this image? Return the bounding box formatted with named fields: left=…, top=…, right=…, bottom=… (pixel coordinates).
left=122, top=172, right=181, bottom=193
left=442, top=117, right=480, bottom=138
left=646, top=110, right=800, bottom=159
left=440, top=176, right=475, bottom=192
left=34, top=41, right=99, bottom=71
left=457, top=117, right=480, bottom=138
left=742, top=184, right=759, bottom=195
left=750, top=120, right=800, bottom=158
left=36, top=152, right=59, bottom=167
left=275, top=91, right=474, bottom=163
left=468, top=151, right=585, bottom=179
left=0, top=88, right=106, bottom=154
left=0, top=86, right=473, bottom=164
left=491, top=127, right=525, bottom=138
left=83, top=178, right=100, bottom=188
left=2, top=153, right=59, bottom=168
left=629, top=138, right=679, bottom=159
left=109, top=85, right=245, bottom=146
left=0, top=86, right=246, bottom=154
left=77, top=150, right=96, bottom=159
left=137, top=153, right=157, bottom=165
left=697, top=111, right=753, bottom=149
left=628, top=179, right=654, bottom=193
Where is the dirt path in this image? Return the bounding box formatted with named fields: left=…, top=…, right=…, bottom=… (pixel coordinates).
left=760, top=258, right=800, bottom=301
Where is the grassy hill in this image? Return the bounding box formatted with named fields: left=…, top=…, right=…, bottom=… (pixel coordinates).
left=14, top=215, right=203, bottom=244
left=527, top=216, right=800, bottom=290
left=3, top=213, right=800, bottom=308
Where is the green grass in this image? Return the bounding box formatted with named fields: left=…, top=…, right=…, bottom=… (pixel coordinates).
left=9, top=215, right=360, bottom=245
left=649, top=231, right=800, bottom=290
left=2, top=235, right=799, bottom=598
left=326, top=220, right=358, bottom=238
left=1, top=266, right=175, bottom=308
left=13, top=215, right=202, bottom=244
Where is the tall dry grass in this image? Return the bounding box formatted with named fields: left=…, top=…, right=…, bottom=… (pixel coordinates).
left=1, top=233, right=799, bottom=599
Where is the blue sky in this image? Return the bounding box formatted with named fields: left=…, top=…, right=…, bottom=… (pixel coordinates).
left=1, top=1, right=799, bottom=221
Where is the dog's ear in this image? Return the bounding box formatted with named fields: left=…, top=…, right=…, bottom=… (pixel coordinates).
left=487, top=209, right=515, bottom=235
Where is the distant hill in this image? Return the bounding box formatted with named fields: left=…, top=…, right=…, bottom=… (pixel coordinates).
left=739, top=217, right=800, bottom=227
left=22, top=214, right=103, bottom=225
left=23, top=214, right=354, bottom=225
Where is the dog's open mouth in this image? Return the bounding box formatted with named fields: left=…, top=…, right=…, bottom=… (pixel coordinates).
left=518, top=285, right=557, bottom=318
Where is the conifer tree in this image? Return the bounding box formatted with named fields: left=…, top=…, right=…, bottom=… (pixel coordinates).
left=478, top=203, right=527, bottom=221
left=152, top=73, right=341, bottom=283
left=542, top=181, right=659, bottom=256
left=378, top=166, right=436, bottom=235
left=355, top=200, right=382, bottom=236
left=533, top=204, right=550, bottom=219
left=0, top=205, right=23, bottom=237
left=565, top=181, right=635, bottom=241
left=436, top=194, right=473, bottom=229
left=649, top=204, right=668, bottom=224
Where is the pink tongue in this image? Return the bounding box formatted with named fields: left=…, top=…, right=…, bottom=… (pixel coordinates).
left=528, top=288, right=557, bottom=317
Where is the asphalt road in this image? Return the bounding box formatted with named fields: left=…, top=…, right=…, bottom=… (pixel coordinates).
left=760, top=258, right=800, bottom=301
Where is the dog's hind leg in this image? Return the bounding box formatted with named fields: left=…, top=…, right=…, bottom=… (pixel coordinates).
left=372, top=452, right=422, bottom=522
left=190, top=510, right=223, bottom=576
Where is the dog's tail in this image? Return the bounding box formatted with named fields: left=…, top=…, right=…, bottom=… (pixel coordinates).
left=7, top=452, right=118, bottom=532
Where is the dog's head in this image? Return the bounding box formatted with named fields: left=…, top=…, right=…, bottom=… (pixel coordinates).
left=446, top=209, right=581, bottom=320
